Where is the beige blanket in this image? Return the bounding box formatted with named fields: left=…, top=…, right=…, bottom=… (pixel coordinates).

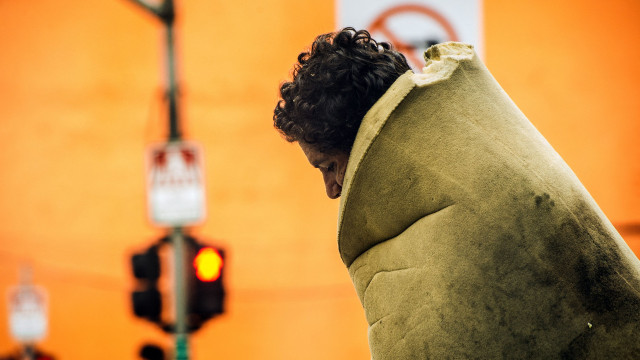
left=337, top=42, right=640, bottom=359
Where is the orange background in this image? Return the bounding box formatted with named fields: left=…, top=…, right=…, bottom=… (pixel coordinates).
left=0, top=0, right=638, bottom=359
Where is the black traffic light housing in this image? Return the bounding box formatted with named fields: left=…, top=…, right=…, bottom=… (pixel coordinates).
left=186, top=238, right=225, bottom=331
left=131, top=244, right=162, bottom=322
left=129, top=236, right=226, bottom=333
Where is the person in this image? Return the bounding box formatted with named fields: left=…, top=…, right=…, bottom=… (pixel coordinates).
left=274, top=28, right=640, bottom=359
left=273, top=27, right=410, bottom=199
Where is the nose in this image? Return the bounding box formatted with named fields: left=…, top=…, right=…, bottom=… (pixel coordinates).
left=323, top=173, right=342, bottom=199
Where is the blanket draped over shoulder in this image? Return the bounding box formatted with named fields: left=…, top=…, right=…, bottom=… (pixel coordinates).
left=337, top=42, right=640, bottom=359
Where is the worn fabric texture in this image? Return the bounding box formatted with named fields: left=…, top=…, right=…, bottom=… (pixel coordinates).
left=337, top=42, right=640, bottom=359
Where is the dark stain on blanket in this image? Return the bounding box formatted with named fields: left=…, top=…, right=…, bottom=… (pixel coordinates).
left=571, top=228, right=640, bottom=316
left=550, top=203, right=639, bottom=315
left=540, top=200, right=640, bottom=354
left=534, top=193, right=555, bottom=209
left=486, top=193, right=640, bottom=355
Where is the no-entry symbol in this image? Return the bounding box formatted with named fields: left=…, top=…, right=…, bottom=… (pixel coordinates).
left=368, top=4, right=459, bottom=69
left=338, top=0, right=483, bottom=68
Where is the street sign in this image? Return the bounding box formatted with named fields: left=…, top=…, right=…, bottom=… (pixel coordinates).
left=147, top=141, right=206, bottom=227
left=337, top=0, right=483, bottom=69
left=7, top=284, right=48, bottom=343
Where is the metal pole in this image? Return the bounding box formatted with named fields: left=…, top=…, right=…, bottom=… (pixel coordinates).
left=125, top=1, right=187, bottom=359
left=171, top=227, right=189, bottom=360
left=164, top=8, right=180, bottom=141
left=163, top=2, right=187, bottom=355
left=23, top=344, right=35, bottom=360
left=126, top=0, right=180, bottom=141
left=162, top=5, right=187, bottom=357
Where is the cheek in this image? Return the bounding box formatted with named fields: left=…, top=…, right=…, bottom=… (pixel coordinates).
left=322, top=171, right=336, bottom=186
left=336, top=163, right=348, bottom=185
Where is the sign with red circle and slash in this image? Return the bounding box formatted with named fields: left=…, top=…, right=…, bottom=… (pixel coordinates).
left=337, top=0, right=483, bottom=69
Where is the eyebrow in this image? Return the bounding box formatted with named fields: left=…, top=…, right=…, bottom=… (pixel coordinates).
left=309, top=157, right=326, bottom=169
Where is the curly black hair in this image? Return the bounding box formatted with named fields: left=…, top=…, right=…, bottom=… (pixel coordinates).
left=273, top=27, right=411, bottom=154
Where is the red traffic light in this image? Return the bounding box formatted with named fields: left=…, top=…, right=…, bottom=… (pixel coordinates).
left=193, top=247, right=223, bottom=282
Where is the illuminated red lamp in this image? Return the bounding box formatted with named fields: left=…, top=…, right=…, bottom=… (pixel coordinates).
left=193, top=247, right=223, bottom=282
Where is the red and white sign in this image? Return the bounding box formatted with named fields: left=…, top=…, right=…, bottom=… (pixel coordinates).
left=7, top=285, right=48, bottom=343
left=337, top=0, right=483, bottom=69
left=147, top=141, right=206, bottom=227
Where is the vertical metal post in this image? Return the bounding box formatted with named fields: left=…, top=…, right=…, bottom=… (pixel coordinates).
left=166, top=20, right=181, bottom=141
left=124, top=1, right=186, bottom=358
left=23, top=344, right=35, bottom=360
left=162, top=3, right=187, bottom=357
left=126, top=0, right=180, bottom=141
left=171, top=227, right=189, bottom=360
left=162, top=4, right=187, bottom=358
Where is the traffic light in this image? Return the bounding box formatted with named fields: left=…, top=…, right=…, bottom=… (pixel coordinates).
left=131, top=244, right=162, bottom=323
left=129, top=236, right=225, bottom=332
left=186, top=238, right=225, bottom=331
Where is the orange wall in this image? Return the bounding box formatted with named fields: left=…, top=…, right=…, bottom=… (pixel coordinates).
left=0, top=0, right=638, bottom=359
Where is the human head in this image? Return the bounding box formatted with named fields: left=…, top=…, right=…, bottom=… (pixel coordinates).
left=273, top=27, right=411, bottom=197
left=273, top=27, right=411, bottom=154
